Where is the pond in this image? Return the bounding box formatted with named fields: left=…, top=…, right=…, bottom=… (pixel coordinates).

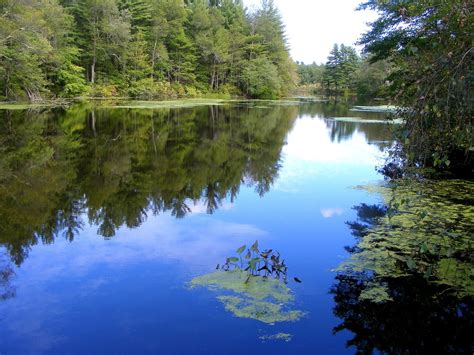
left=0, top=100, right=471, bottom=354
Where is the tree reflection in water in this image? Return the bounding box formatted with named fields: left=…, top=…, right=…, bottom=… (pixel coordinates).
left=0, top=103, right=297, bottom=265
left=0, top=251, right=15, bottom=301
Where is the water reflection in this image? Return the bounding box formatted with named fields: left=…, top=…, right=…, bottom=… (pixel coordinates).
left=0, top=104, right=296, bottom=264
left=0, top=102, right=395, bottom=267
left=0, top=100, right=417, bottom=353
left=332, top=272, right=473, bottom=354
left=0, top=250, right=15, bottom=300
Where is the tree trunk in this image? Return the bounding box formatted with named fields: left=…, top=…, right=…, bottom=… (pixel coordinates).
left=151, top=39, right=157, bottom=79
left=91, top=33, right=97, bottom=83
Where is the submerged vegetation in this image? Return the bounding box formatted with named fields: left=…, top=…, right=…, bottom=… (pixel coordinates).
left=191, top=242, right=304, bottom=324
left=0, top=0, right=295, bottom=101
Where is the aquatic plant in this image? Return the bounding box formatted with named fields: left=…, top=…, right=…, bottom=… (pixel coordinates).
left=333, top=178, right=473, bottom=352
left=341, top=178, right=474, bottom=301
left=259, top=332, right=293, bottom=342
left=191, top=242, right=305, bottom=324
left=217, top=241, right=289, bottom=284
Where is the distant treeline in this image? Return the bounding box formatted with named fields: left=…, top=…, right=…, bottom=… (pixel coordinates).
left=0, top=0, right=296, bottom=101
left=297, top=44, right=392, bottom=100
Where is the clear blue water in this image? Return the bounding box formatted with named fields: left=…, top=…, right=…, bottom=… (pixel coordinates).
left=0, top=101, right=394, bottom=353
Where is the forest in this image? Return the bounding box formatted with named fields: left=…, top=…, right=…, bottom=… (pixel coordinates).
left=0, top=0, right=295, bottom=101
left=297, top=45, right=391, bottom=101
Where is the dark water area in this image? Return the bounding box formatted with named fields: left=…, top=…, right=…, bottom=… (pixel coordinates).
left=0, top=100, right=471, bottom=354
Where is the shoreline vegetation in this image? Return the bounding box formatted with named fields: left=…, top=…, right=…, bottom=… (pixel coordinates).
left=0, top=0, right=296, bottom=102
left=0, top=97, right=283, bottom=109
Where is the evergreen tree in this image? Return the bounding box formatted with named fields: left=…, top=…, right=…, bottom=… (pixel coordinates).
left=1, top=0, right=297, bottom=100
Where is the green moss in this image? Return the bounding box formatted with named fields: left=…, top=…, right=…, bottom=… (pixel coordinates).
left=190, top=270, right=305, bottom=323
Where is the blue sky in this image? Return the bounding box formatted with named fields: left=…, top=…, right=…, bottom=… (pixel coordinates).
left=243, top=0, right=377, bottom=64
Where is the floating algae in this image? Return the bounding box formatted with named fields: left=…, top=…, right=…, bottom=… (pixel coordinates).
left=329, top=117, right=403, bottom=124
left=0, top=103, right=61, bottom=110
left=349, top=105, right=398, bottom=113
left=259, top=332, right=293, bottom=342
left=190, top=270, right=305, bottom=324
left=107, top=98, right=226, bottom=109
left=341, top=178, right=474, bottom=301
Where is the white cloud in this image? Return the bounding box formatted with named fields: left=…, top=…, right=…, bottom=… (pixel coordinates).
left=243, top=0, right=378, bottom=63
left=21, top=214, right=267, bottom=282
left=320, top=208, right=344, bottom=218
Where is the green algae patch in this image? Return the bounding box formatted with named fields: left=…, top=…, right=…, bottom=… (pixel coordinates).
left=342, top=178, right=474, bottom=300
left=0, top=103, right=60, bottom=110
left=350, top=105, right=397, bottom=113
left=190, top=270, right=305, bottom=324
left=191, top=270, right=293, bottom=302
left=330, top=117, right=403, bottom=124
left=217, top=296, right=303, bottom=323
left=100, top=98, right=227, bottom=109
left=358, top=283, right=393, bottom=303
left=259, top=332, right=293, bottom=342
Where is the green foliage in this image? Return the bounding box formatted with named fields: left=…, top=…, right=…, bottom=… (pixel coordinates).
left=0, top=0, right=75, bottom=100
left=242, top=57, right=281, bottom=99
left=358, top=0, right=473, bottom=171
left=296, top=62, right=324, bottom=86
left=1, top=0, right=296, bottom=101
left=218, top=240, right=289, bottom=283
left=190, top=231, right=304, bottom=326
left=353, top=56, right=392, bottom=100
left=323, top=44, right=360, bottom=95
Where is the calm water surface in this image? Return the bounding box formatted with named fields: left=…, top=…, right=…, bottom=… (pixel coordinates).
left=0, top=101, right=440, bottom=353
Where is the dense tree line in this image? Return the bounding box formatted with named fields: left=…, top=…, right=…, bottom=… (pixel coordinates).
left=297, top=45, right=391, bottom=99
left=0, top=0, right=296, bottom=101
left=295, top=61, right=324, bottom=86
